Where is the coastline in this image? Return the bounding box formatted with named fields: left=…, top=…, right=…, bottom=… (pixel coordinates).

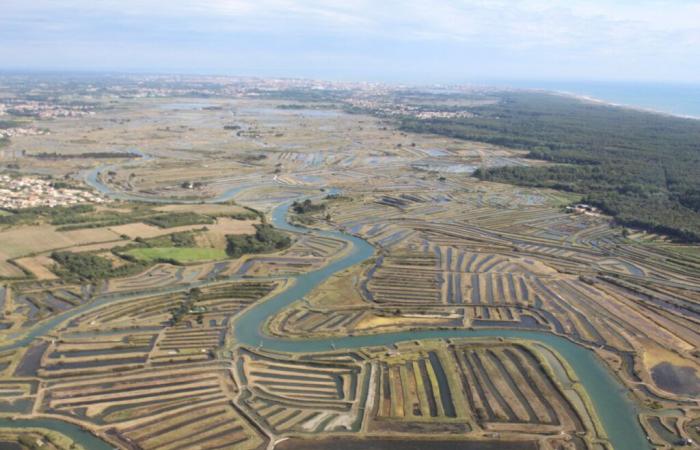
left=525, top=87, right=700, bottom=121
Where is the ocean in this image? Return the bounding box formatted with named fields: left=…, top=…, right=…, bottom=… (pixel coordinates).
left=494, top=80, right=700, bottom=119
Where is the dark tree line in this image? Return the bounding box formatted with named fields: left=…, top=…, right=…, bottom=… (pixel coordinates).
left=51, top=251, right=146, bottom=281
left=225, top=224, right=291, bottom=258
left=145, top=212, right=215, bottom=228
left=30, top=151, right=141, bottom=159
left=0, top=204, right=95, bottom=226
left=291, top=199, right=326, bottom=215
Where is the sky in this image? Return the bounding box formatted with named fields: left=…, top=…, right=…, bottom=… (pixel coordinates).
left=1, top=0, right=700, bottom=83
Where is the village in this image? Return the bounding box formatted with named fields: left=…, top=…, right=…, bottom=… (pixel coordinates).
left=0, top=101, right=95, bottom=119
left=0, top=175, right=105, bottom=209
left=345, top=97, right=476, bottom=119
left=0, top=126, right=47, bottom=140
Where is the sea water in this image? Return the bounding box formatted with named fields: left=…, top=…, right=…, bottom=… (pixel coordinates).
left=496, top=80, right=700, bottom=119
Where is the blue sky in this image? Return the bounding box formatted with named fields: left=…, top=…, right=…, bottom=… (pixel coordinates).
left=1, top=0, right=699, bottom=83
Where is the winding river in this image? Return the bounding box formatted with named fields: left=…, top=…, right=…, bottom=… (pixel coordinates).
left=0, top=167, right=650, bottom=450
left=235, top=200, right=650, bottom=450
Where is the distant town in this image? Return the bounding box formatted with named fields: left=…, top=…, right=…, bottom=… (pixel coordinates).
left=0, top=100, right=95, bottom=119
left=0, top=126, right=47, bottom=140
left=0, top=175, right=105, bottom=209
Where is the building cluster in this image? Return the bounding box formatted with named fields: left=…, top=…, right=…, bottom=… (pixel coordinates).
left=89, top=75, right=387, bottom=99
left=0, top=127, right=47, bottom=139
left=0, top=101, right=95, bottom=119
left=414, top=111, right=474, bottom=119
left=1, top=77, right=486, bottom=121
left=0, top=175, right=106, bottom=209
left=345, top=98, right=473, bottom=120
left=566, top=204, right=601, bottom=215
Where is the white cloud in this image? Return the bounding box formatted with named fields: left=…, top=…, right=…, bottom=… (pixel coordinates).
left=179, top=0, right=700, bottom=45
left=5, top=0, right=699, bottom=46
left=1, top=0, right=699, bottom=81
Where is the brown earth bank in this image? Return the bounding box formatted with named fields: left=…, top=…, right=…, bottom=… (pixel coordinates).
left=274, top=437, right=537, bottom=450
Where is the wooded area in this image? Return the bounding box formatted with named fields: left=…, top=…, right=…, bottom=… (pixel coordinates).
left=401, top=92, right=700, bottom=241
left=225, top=224, right=291, bottom=257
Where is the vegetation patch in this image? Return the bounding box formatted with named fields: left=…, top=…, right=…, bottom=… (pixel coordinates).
left=291, top=198, right=334, bottom=225
left=225, top=224, right=291, bottom=258
left=50, top=251, right=145, bottom=281
left=125, top=247, right=227, bottom=264
left=292, top=199, right=326, bottom=215
left=0, top=204, right=96, bottom=227
left=140, top=230, right=198, bottom=248
left=0, top=427, right=85, bottom=450
left=144, top=212, right=215, bottom=228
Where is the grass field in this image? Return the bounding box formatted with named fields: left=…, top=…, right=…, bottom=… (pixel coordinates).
left=125, top=247, right=227, bottom=263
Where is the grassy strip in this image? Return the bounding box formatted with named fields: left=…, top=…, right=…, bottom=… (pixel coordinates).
left=144, top=212, right=215, bottom=228
left=0, top=427, right=86, bottom=450
left=525, top=342, right=609, bottom=442
left=125, top=247, right=227, bottom=264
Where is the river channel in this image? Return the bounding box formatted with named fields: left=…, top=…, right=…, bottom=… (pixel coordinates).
left=0, top=167, right=650, bottom=450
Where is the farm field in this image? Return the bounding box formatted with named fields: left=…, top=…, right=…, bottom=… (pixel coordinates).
left=125, top=247, right=228, bottom=263
left=0, top=84, right=698, bottom=450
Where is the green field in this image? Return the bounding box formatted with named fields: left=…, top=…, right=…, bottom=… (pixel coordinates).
left=125, top=247, right=227, bottom=263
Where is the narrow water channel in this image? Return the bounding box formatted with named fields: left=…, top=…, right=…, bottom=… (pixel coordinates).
left=0, top=172, right=651, bottom=450
left=232, top=200, right=651, bottom=450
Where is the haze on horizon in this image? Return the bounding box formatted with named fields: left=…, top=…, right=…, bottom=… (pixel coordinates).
left=1, top=0, right=700, bottom=84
